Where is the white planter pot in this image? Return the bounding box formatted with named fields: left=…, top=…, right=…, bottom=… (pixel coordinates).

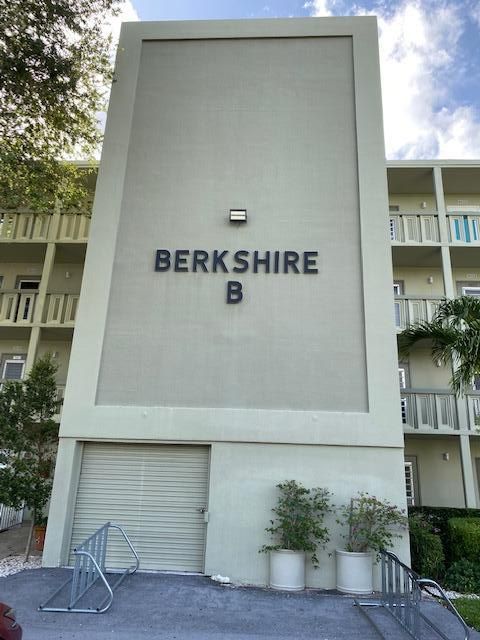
left=269, top=550, right=306, bottom=591
left=335, top=549, right=373, bottom=594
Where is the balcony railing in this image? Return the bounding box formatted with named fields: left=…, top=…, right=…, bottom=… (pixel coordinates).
left=394, top=296, right=442, bottom=331
left=0, top=290, right=38, bottom=323
left=43, top=293, right=79, bottom=325
left=401, top=390, right=458, bottom=430
left=56, top=213, right=90, bottom=242
left=0, top=212, right=90, bottom=242
left=467, top=393, right=480, bottom=430
left=390, top=213, right=440, bottom=243
left=0, top=291, right=78, bottom=325
left=447, top=213, right=480, bottom=244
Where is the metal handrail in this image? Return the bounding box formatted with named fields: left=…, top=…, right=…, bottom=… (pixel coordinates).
left=416, top=578, right=470, bottom=640
left=39, top=522, right=139, bottom=614
left=355, top=549, right=470, bottom=640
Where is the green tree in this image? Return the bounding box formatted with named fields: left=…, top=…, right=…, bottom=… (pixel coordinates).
left=0, top=0, right=118, bottom=211
left=0, top=354, right=59, bottom=559
left=399, top=296, right=480, bottom=395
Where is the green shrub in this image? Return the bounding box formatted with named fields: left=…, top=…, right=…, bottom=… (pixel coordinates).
left=260, top=480, right=333, bottom=568
left=443, top=559, right=480, bottom=594
left=409, top=506, right=480, bottom=564
left=448, top=518, right=480, bottom=563
left=408, top=513, right=444, bottom=579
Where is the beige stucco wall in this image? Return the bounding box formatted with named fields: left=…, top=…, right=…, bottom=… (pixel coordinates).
left=404, top=436, right=464, bottom=507
left=48, top=264, right=83, bottom=294
left=205, top=442, right=409, bottom=588
left=407, top=350, right=451, bottom=388
left=0, top=263, right=43, bottom=288
left=393, top=267, right=444, bottom=296
left=389, top=194, right=436, bottom=211
left=445, top=195, right=480, bottom=207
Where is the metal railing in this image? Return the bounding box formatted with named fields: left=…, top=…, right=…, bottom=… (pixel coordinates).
left=401, top=390, right=458, bottom=430
left=39, top=522, right=139, bottom=614
left=355, top=550, right=470, bottom=640
left=0, top=504, right=24, bottom=531
left=390, top=214, right=440, bottom=243
left=0, top=291, right=37, bottom=324
left=394, top=297, right=442, bottom=331
left=0, top=211, right=91, bottom=242
left=466, top=393, right=480, bottom=430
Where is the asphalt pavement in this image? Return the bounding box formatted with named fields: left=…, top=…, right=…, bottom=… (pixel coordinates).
left=1, top=568, right=479, bottom=640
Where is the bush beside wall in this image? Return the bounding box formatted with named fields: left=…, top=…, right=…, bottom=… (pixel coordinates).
left=408, top=513, right=445, bottom=579
left=409, top=506, right=480, bottom=564
left=448, top=518, right=480, bottom=564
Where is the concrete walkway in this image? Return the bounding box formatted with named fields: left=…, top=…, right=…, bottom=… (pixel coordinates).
left=2, top=569, right=478, bottom=640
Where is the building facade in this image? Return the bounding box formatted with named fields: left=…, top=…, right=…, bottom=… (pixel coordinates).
left=0, top=17, right=478, bottom=587
left=389, top=161, right=480, bottom=509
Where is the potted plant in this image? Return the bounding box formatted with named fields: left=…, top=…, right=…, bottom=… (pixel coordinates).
left=335, top=492, right=407, bottom=594
left=260, top=480, right=332, bottom=591
left=34, top=515, right=48, bottom=552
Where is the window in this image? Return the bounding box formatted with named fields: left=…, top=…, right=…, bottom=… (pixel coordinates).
left=389, top=218, right=397, bottom=241
left=404, top=456, right=419, bottom=506
left=393, top=282, right=404, bottom=328
left=462, top=286, right=480, bottom=298
left=405, top=462, right=415, bottom=506
left=1, top=355, right=26, bottom=382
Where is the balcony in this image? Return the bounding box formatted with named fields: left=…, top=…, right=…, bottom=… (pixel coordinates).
left=390, top=213, right=440, bottom=244
left=447, top=212, right=480, bottom=245
left=0, top=212, right=90, bottom=242
left=0, top=291, right=78, bottom=325
left=394, top=296, right=442, bottom=331
left=0, top=290, right=37, bottom=324
left=401, top=390, right=458, bottom=431
left=467, top=393, right=480, bottom=431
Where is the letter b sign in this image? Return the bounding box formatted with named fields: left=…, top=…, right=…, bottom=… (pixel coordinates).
left=226, top=281, right=243, bottom=304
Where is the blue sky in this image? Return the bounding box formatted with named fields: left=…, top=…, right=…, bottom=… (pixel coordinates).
left=113, top=0, right=480, bottom=159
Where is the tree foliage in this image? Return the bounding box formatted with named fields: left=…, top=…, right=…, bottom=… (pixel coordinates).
left=399, top=296, right=480, bottom=395
left=0, top=0, right=119, bottom=211
left=0, top=354, right=59, bottom=523
left=260, top=480, right=333, bottom=567
left=337, top=492, right=407, bottom=557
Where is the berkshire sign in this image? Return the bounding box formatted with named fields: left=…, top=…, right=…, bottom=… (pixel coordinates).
left=154, top=249, right=319, bottom=304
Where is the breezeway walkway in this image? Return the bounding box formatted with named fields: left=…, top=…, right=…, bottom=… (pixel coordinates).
left=2, top=569, right=479, bottom=640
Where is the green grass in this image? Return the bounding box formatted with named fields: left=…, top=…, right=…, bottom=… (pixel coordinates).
left=453, top=598, right=480, bottom=630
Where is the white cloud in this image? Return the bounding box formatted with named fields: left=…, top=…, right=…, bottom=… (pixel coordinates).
left=303, top=1, right=334, bottom=16
left=305, top=0, right=480, bottom=159
left=471, top=1, right=480, bottom=27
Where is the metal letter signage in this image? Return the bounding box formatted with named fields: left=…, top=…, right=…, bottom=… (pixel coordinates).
left=154, top=249, right=319, bottom=303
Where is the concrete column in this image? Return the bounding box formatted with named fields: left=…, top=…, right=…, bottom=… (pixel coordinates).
left=47, top=209, right=61, bottom=242
left=43, top=438, right=84, bottom=566
left=460, top=434, right=477, bottom=507
left=433, top=166, right=449, bottom=243
left=32, top=242, right=56, bottom=325
left=441, top=246, right=455, bottom=298
left=25, top=326, right=40, bottom=373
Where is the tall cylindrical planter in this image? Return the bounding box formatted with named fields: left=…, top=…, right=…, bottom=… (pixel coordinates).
left=269, top=550, right=306, bottom=591
left=335, top=549, right=373, bottom=594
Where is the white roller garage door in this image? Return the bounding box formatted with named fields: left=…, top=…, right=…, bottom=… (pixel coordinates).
left=70, top=443, right=210, bottom=572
